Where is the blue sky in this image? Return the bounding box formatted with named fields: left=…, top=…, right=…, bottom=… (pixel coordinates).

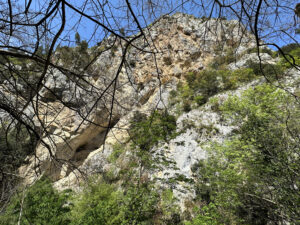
left=22, top=0, right=300, bottom=49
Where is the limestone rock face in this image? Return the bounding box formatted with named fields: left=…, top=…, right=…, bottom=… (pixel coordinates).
left=228, top=52, right=278, bottom=70
left=19, top=12, right=266, bottom=203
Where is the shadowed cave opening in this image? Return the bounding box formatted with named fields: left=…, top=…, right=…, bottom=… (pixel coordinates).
left=68, top=118, right=120, bottom=172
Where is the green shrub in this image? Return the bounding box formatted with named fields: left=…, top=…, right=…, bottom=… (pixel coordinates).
left=209, top=84, right=300, bottom=224
left=159, top=189, right=181, bottom=224
left=129, top=111, right=177, bottom=170
left=279, top=43, right=299, bottom=55
left=55, top=42, right=91, bottom=71
left=188, top=84, right=300, bottom=224
left=78, top=40, right=88, bottom=53
left=185, top=203, right=223, bottom=225
left=194, top=95, right=206, bottom=106
left=56, top=46, right=75, bottom=66
left=210, top=48, right=235, bottom=69
left=246, top=47, right=274, bottom=56
left=120, top=184, right=159, bottom=224
left=170, top=68, right=257, bottom=112
left=130, top=111, right=177, bottom=152
left=0, top=177, right=71, bottom=225
left=208, top=97, right=220, bottom=112
left=108, top=143, right=125, bottom=163
left=278, top=47, right=300, bottom=69
left=0, top=124, right=37, bottom=209
left=246, top=60, right=284, bottom=80
left=187, top=70, right=219, bottom=97
left=71, top=179, right=161, bottom=225
left=71, top=181, right=124, bottom=225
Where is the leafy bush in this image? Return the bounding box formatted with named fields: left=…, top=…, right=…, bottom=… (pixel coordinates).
left=279, top=43, right=299, bottom=55
left=159, top=189, right=181, bottom=224
left=129, top=111, right=177, bottom=171
left=245, top=46, right=274, bottom=56
left=120, top=184, right=159, bottom=224
left=71, top=178, right=161, bottom=225
left=130, top=111, right=177, bottom=152
left=0, top=124, right=37, bottom=209
left=185, top=203, right=223, bottom=225
left=71, top=181, right=124, bottom=225
left=246, top=60, right=284, bottom=81
left=55, top=41, right=90, bottom=71
left=108, top=143, right=125, bottom=163
left=73, top=120, right=182, bottom=223
left=0, top=125, right=36, bottom=170
left=278, top=47, right=300, bottom=69
left=190, top=84, right=300, bottom=224
left=210, top=48, right=236, bottom=69
left=170, top=68, right=256, bottom=112
left=0, top=177, right=71, bottom=225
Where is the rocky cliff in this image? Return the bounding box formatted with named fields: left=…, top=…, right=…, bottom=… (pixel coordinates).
left=17, top=12, right=299, bottom=212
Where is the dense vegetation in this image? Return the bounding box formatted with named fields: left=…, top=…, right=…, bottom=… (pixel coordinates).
left=0, top=124, right=37, bottom=210
left=169, top=68, right=257, bottom=113
left=189, top=84, right=300, bottom=224
left=0, top=177, right=71, bottom=225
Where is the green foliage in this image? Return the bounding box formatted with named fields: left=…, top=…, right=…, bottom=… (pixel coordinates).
left=120, top=184, right=159, bottom=224
left=78, top=40, right=88, bottom=54
left=279, top=43, right=299, bottom=55
left=207, top=97, right=220, bottom=112
left=245, top=47, right=274, bottom=57
left=201, top=16, right=209, bottom=21
left=35, top=45, right=49, bottom=57
left=246, top=60, right=285, bottom=81
left=130, top=111, right=177, bottom=152
left=71, top=181, right=124, bottom=225
left=55, top=40, right=90, bottom=71
left=108, top=143, right=125, bottom=163
left=170, top=68, right=256, bottom=112
left=185, top=204, right=223, bottom=225
left=129, top=111, right=177, bottom=170
left=0, top=177, right=71, bottom=225
left=278, top=47, right=300, bottom=69
left=119, top=28, right=125, bottom=36
left=159, top=189, right=181, bottom=224
left=71, top=177, right=161, bottom=225
left=0, top=124, right=37, bottom=209
left=190, top=84, right=300, bottom=224
left=2, top=176, right=175, bottom=225
left=210, top=48, right=236, bottom=69
left=55, top=46, right=76, bottom=67
left=0, top=125, right=36, bottom=170
left=0, top=55, right=43, bottom=98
